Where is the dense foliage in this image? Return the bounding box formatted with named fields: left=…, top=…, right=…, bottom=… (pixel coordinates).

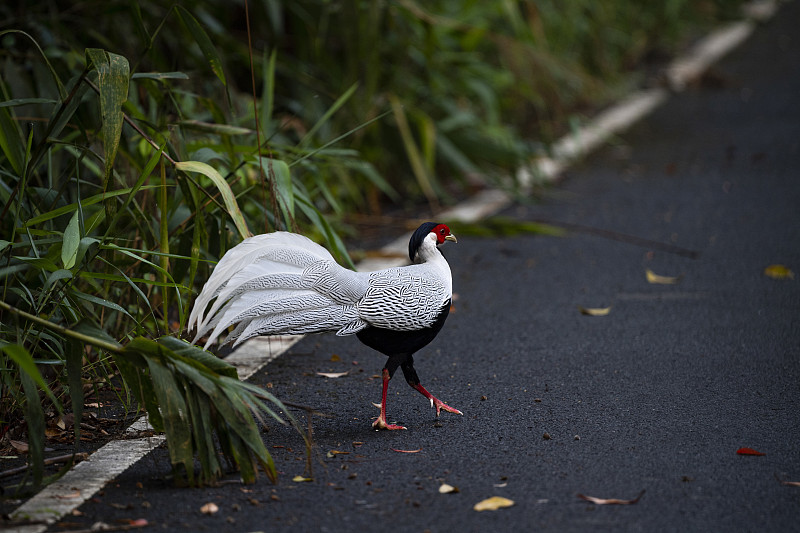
left=0, top=0, right=742, bottom=489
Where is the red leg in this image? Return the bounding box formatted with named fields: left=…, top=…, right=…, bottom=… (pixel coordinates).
left=412, top=384, right=463, bottom=417
left=373, top=369, right=406, bottom=430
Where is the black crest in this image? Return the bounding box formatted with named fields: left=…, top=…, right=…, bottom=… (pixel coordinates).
left=408, top=222, right=441, bottom=261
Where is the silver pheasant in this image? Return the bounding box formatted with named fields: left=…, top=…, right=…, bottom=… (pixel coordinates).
left=189, top=222, right=461, bottom=430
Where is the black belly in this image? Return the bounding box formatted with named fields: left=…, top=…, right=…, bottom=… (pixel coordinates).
left=356, top=300, right=451, bottom=357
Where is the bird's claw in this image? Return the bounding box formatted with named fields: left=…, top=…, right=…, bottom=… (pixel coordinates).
left=373, top=416, right=407, bottom=431
left=432, top=397, right=463, bottom=417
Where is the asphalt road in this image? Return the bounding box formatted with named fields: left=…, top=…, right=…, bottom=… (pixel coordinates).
left=49, top=4, right=799, bottom=532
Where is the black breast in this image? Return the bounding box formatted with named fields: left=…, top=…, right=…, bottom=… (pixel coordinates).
left=356, top=300, right=451, bottom=357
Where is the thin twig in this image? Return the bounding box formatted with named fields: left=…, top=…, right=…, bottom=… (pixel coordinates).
left=0, top=452, right=89, bottom=479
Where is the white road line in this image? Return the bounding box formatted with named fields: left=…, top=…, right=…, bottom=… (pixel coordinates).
left=8, top=434, right=166, bottom=533
left=7, top=1, right=777, bottom=527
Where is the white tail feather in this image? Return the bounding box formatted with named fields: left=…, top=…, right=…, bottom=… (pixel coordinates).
left=190, top=231, right=367, bottom=348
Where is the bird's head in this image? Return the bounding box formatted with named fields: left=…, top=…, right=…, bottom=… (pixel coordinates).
left=409, top=222, right=457, bottom=261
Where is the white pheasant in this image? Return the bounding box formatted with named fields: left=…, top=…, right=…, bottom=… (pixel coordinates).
left=188, top=222, right=462, bottom=430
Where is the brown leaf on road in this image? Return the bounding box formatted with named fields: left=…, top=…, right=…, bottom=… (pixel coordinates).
left=578, top=489, right=645, bottom=505
left=764, top=264, right=794, bottom=280
left=391, top=448, right=421, bottom=453
left=10, top=439, right=28, bottom=453
left=646, top=269, right=682, bottom=284
left=775, top=474, right=800, bottom=487
left=737, top=447, right=766, bottom=456
left=439, top=483, right=459, bottom=494
left=473, top=496, right=515, bottom=511
left=579, top=306, right=611, bottom=316
left=200, top=502, right=219, bottom=514
left=55, top=489, right=82, bottom=500
left=316, top=371, right=349, bottom=378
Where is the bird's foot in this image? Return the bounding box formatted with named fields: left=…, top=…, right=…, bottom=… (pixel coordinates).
left=412, top=384, right=463, bottom=417
left=430, top=397, right=463, bottom=417
left=372, top=416, right=407, bottom=431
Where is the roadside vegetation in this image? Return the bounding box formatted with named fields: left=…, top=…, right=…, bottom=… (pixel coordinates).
left=0, top=0, right=743, bottom=490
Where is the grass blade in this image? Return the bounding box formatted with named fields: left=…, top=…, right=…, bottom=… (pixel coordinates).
left=175, top=160, right=252, bottom=239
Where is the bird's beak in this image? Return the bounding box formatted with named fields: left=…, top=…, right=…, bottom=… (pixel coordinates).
left=445, top=234, right=457, bottom=244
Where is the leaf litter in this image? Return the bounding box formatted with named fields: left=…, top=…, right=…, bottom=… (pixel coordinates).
left=439, top=483, right=459, bottom=494
left=316, top=371, right=349, bottom=378
left=578, top=490, right=645, bottom=505
left=764, top=264, right=794, bottom=280
left=473, top=496, right=515, bottom=511
left=736, top=447, right=765, bottom=456
left=646, top=269, right=681, bottom=284
left=579, top=306, right=611, bottom=316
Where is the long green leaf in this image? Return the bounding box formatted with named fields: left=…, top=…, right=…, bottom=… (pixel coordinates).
left=61, top=209, right=81, bottom=269
left=19, top=369, right=45, bottom=487
left=72, top=290, right=133, bottom=318
left=24, top=185, right=159, bottom=227
left=263, top=157, right=294, bottom=224
left=85, top=48, right=130, bottom=183
left=0, top=98, right=57, bottom=108
left=1, top=344, right=62, bottom=411
left=0, top=106, right=24, bottom=176
left=156, top=336, right=238, bottom=379
left=65, top=338, right=84, bottom=450
left=175, top=160, right=251, bottom=239
left=297, top=82, right=358, bottom=149
left=174, top=6, right=227, bottom=87
left=144, top=356, right=194, bottom=483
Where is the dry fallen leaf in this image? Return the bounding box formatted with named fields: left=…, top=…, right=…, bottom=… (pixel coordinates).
left=736, top=447, right=766, bottom=456
left=292, top=475, right=313, bottom=482
left=764, top=264, right=794, bottom=280
left=579, top=306, right=611, bottom=316
left=775, top=474, right=800, bottom=487
left=473, top=496, right=514, bottom=512
left=391, top=448, right=421, bottom=453
left=439, top=483, right=459, bottom=494
left=578, top=490, right=645, bottom=505
left=10, top=440, right=28, bottom=453
left=316, top=371, right=349, bottom=378
left=55, top=490, right=82, bottom=500
left=646, top=269, right=681, bottom=284
left=328, top=450, right=349, bottom=456
left=200, top=502, right=219, bottom=515
left=330, top=354, right=341, bottom=362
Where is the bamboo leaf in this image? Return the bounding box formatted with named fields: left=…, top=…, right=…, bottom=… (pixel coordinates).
left=175, top=160, right=252, bottom=239
left=85, top=48, right=130, bottom=182
left=0, top=98, right=58, bottom=109
left=389, top=94, right=438, bottom=205
left=19, top=369, right=45, bottom=487
left=1, top=344, right=62, bottom=411
left=0, top=106, right=24, bottom=176
left=144, top=355, right=194, bottom=483
left=62, top=209, right=81, bottom=269
left=175, top=6, right=227, bottom=87
left=156, top=336, right=238, bottom=379
left=298, top=82, right=358, bottom=149
left=131, top=72, right=190, bottom=81
left=65, top=338, right=84, bottom=449
left=24, top=186, right=159, bottom=227
left=72, top=290, right=133, bottom=318
left=263, top=157, right=294, bottom=223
